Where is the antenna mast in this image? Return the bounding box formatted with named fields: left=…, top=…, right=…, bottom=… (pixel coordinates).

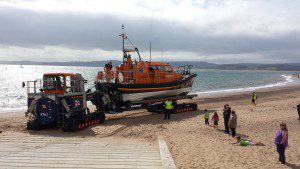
left=150, top=12, right=153, bottom=62
left=122, top=24, right=125, bottom=62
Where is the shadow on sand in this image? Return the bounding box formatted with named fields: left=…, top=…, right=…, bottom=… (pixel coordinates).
left=96, top=109, right=218, bottom=137
left=27, top=108, right=217, bottom=137
left=28, top=110, right=216, bottom=137
left=27, top=108, right=250, bottom=140
left=27, top=108, right=249, bottom=139
left=216, top=129, right=249, bottom=138
left=286, top=162, right=300, bottom=169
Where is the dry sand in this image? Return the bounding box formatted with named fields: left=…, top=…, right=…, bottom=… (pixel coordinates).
left=1, top=85, right=300, bottom=169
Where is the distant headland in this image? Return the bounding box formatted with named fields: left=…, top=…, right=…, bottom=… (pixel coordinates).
left=0, top=60, right=300, bottom=71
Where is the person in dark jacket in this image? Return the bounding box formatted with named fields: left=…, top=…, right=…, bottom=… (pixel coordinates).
left=223, top=104, right=231, bottom=134
left=297, top=104, right=300, bottom=121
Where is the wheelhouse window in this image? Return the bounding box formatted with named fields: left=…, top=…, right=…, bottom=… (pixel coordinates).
left=156, top=66, right=165, bottom=71
left=43, top=75, right=64, bottom=90
left=165, top=66, right=173, bottom=73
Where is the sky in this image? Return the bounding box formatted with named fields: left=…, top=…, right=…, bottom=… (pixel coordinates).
left=0, top=0, right=299, bottom=64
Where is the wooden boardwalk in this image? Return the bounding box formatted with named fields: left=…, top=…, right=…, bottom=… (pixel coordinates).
left=0, top=133, right=167, bottom=169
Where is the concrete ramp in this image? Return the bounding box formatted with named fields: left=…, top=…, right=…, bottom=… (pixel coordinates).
left=0, top=133, right=164, bottom=169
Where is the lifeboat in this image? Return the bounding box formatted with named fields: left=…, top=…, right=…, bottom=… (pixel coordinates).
left=92, top=26, right=197, bottom=112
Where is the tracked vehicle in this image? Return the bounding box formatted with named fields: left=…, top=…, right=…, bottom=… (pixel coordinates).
left=25, top=73, right=104, bottom=131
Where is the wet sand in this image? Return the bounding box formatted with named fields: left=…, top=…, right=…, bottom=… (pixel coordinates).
left=1, top=84, right=300, bottom=169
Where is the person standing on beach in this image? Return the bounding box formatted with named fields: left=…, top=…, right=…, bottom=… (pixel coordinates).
left=164, top=100, right=174, bottom=120
left=297, top=104, right=300, bottom=121
left=223, top=105, right=231, bottom=134
left=229, top=111, right=237, bottom=137
left=211, top=112, right=219, bottom=129
left=275, top=123, right=288, bottom=165
left=204, top=109, right=209, bottom=125
left=252, top=92, right=257, bottom=106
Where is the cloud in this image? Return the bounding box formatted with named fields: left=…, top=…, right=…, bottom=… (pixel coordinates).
left=0, top=0, right=299, bottom=63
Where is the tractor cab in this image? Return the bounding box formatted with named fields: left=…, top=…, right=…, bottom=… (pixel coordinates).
left=25, top=72, right=92, bottom=131
left=41, top=73, right=84, bottom=95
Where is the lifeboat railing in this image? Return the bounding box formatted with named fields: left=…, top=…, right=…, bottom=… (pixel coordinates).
left=177, top=65, right=193, bottom=75
left=96, top=68, right=166, bottom=84
left=27, top=79, right=42, bottom=94
left=65, top=78, right=84, bottom=93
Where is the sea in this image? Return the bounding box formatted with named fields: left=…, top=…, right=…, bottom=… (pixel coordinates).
left=0, top=64, right=299, bottom=112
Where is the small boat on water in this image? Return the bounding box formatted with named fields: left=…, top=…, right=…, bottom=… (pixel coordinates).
left=93, top=26, right=197, bottom=112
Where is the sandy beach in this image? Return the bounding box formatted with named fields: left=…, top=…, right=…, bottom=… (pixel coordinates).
left=1, top=84, right=300, bottom=169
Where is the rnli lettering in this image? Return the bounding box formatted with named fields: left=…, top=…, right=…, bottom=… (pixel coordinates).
left=40, top=112, right=48, bottom=116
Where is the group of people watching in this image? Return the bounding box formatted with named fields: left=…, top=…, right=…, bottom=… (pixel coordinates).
left=204, top=103, right=290, bottom=165
left=163, top=91, right=291, bottom=165
left=204, top=104, right=237, bottom=138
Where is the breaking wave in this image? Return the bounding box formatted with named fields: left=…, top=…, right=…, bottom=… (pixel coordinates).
left=194, top=75, right=296, bottom=96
